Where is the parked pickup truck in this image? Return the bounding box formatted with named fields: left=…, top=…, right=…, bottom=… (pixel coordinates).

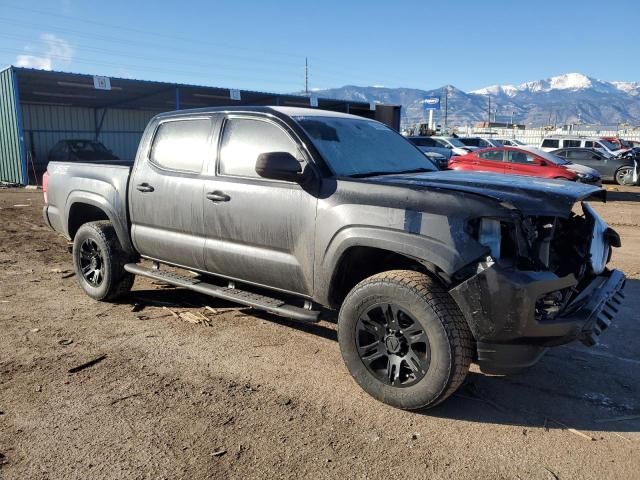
left=43, top=106, right=626, bottom=410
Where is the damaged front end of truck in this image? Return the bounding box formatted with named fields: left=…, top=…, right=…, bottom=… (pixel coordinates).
left=449, top=190, right=626, bottom=374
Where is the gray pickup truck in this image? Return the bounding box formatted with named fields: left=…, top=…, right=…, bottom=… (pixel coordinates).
left=43, top=106, right=626, bottom=410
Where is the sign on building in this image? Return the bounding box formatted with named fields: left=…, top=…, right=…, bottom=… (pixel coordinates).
left=93, top=76, right=111, bottom=90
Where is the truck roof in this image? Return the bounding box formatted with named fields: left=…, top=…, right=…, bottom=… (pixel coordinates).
left=155, top=106, right=367, bottom=121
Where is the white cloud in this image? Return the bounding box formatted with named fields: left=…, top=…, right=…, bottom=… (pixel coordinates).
left=16, top=55, right=52, bottom=70
left=15, top=33, right=73, bottom=70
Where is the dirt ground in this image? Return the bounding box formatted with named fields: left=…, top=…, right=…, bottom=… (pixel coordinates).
left=1, top=186, right=639, bottom=480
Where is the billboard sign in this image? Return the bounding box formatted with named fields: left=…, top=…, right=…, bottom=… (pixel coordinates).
left=423, top=97, right=440, bottom=110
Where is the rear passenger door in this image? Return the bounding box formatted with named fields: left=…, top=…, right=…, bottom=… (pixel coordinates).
left=475, top=150, right=506, bottom=174
left=504, top=150, right=541, bottom=177
left=202, top=114, right=318, bottom=296
left=129, top=116, right=214, bottom=270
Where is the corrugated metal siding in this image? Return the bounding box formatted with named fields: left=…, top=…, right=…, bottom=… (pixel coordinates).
left=21, top=104, right=160, bottom=169
left=0, top=67, right=26, bottom=184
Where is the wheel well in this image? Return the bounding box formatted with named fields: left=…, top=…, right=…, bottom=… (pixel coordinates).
left=68, top=203, right=109, bottom=239
left=329, top=247, right=434, bottom=309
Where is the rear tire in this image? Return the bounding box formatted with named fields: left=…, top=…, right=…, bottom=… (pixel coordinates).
left=72, top=221, right=134, bottom=301
left=338, top=270, right=473, bottom=410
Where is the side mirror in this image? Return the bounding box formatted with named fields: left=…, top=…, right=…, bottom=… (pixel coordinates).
left=539, top=160, right=548, bottom=166
left=255, top=152, right=302, bottom=182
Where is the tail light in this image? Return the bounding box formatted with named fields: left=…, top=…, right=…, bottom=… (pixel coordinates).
left=43, top=170, right=49, bottom=204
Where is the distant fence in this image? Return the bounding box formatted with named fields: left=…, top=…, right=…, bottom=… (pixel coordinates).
left=451, top=126, right=640, bottom=146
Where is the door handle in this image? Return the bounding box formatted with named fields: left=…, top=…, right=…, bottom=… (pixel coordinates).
left=206, top=191, right=231, bottom=202
left=136, top=183, right=154, bottom=193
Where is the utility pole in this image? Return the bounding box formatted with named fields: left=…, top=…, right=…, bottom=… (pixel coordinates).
left=444, top=86, right=449, bottom=133
left=305, top=57, right=309, bottom=95
left=487, top=95, right=491, bottom=126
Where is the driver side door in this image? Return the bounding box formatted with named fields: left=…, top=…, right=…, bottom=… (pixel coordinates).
left=202, top=115, right=319, bottom=296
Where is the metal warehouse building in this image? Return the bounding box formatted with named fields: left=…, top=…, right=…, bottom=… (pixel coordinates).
left=0, top=66, right=400, bottom=185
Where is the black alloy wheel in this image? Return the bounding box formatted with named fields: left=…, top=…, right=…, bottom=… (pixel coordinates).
left=356, top=303, right=430, bottom=387
left=78, top=238, right=105, bottom=286
left=72, top=221, right=134, bottom=301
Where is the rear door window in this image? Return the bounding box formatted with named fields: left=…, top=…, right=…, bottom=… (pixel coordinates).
left=541, top=139, right=559, bottom=148
left=507, top=151, right=536, bottom=164
left=150, top=119, right=212, bottom=173
left=478, top=150, right=504, bottom=161
left=563, top=140, right=581, bottom=147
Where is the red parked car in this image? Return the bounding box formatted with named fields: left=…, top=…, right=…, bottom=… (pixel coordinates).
left=448, top=146, right=601, bottom=184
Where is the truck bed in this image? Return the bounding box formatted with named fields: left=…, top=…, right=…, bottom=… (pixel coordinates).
left=44, top=160, right=133, bottom=250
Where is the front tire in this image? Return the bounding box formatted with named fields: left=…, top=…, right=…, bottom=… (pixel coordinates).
left=338, top=270, right=473, bottom=410
left=72, top=221, right=134, bottom=301
left=615, top=166, right=635, bottom=186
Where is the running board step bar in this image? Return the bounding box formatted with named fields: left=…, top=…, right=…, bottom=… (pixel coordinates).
left=124, top=263, right=320, bottom=323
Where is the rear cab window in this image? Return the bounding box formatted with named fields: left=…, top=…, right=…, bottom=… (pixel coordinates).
left=150, top=118, right=212, bottom=173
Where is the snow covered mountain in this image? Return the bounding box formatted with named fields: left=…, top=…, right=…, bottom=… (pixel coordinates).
left=308, top=73, right=640, bottom=126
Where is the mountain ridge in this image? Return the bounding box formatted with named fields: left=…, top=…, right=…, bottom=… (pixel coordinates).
left=306, top=73, right=640, bottom=127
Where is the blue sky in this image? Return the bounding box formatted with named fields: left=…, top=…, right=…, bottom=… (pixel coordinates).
left=0, top=0, right=637, bottom=93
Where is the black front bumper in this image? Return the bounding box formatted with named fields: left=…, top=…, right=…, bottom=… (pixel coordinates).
left=450, top=264, right=626, bottom=374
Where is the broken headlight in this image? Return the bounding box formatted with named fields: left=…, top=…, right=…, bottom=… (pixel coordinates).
left=478, top=218, right=502, bottom=259
left=583, top=203, right=613, bottom=275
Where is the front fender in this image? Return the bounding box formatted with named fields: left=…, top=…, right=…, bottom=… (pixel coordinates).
left=315, top=225, right=486, bottom=305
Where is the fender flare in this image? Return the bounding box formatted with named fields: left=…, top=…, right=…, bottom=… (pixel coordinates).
left=65, top=190, right=134, bottom=254
left=315, top=226, right=485, bottom=305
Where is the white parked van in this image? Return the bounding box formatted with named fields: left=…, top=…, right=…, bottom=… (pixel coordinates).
left=539, top=136, right=626, bottom=156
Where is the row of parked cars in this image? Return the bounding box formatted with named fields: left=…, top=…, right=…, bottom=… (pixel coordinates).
left=408, top=134, right=639, bottom=186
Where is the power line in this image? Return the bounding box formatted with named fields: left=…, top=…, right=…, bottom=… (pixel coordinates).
left=0, top=5, right=419, bottom=89
left=1, top=3, right=304, bottom=62
left=0, top=20, right=405, bottom=88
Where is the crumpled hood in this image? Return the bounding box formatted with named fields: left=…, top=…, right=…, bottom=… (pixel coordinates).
left=362, top=170, right=603, bottom=217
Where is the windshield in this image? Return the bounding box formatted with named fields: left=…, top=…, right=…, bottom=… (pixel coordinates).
left=295, top=117, right=435, bottom=176
left=409, top=137, right=433, bottom=147
left=520, top=146, right=570, bottom=165
left=598, top=140, right=618, bottom=151
left=441, top=137, right=466, bottom=148
left=69, top=141, right=110, bottom=154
